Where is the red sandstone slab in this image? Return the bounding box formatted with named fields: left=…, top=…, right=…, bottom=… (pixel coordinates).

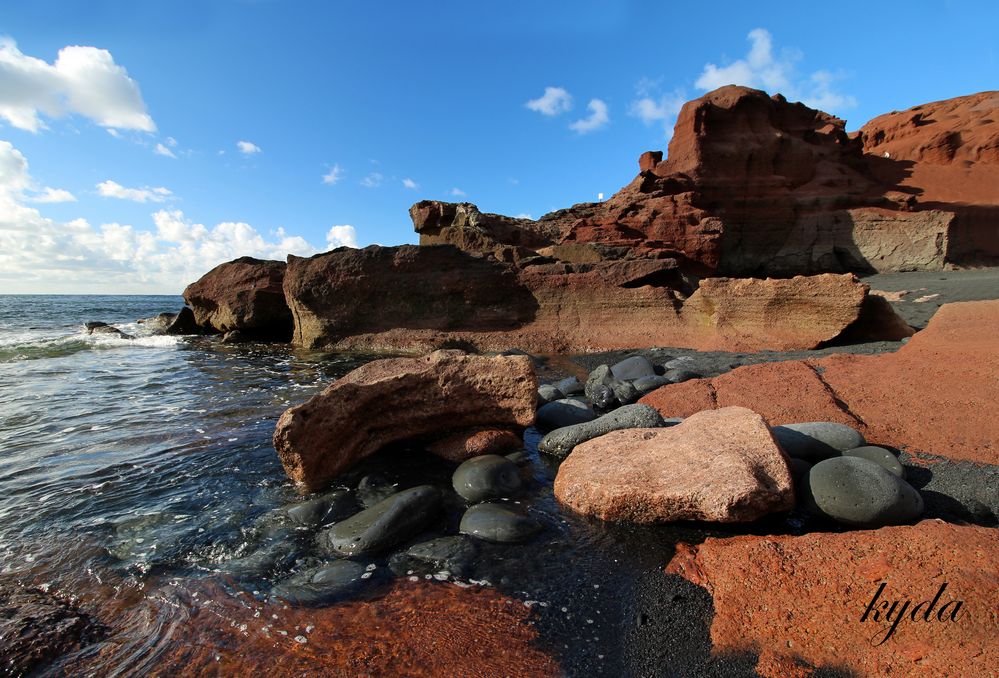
left=665, top=520, right=999, bottom=677
left=641, top=300, right=999, bottom=465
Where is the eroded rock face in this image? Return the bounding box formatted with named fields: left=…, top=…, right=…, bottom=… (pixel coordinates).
left=640, top=300, right=999, bottom=466
left=283, top=245, right=537, bottom=350
left=553, top=407, right=795, bottom=523
left=183, top=257, right=292, bottom=340
left=664, top=520, right=999, bottom=677
left=282, top=243, right=905, bottom=353
left=272, top=351, right=537, bottom=492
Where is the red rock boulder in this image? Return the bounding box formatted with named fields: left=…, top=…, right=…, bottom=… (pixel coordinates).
left=553, top=407, right=795, bottom=523
left=182, top=256, right=292, bottom=340
left=273, top=350, right=537, bottom=492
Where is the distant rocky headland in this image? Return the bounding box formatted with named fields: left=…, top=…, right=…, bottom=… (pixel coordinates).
left=174, top=86, right=998, bottom=354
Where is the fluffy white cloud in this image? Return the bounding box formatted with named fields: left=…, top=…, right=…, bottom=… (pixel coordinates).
left=526, top=86, right=573, bottom=116
left=629, top=90, right=686, bottom=136
left=569, top=99, right=609, bottom=134
left=0, top=140, right=75, bottom=204
left=360, top=172, right=383, bottom=188
left=0, top=38, right=155, bottom=133
left=154, top=142, right=176, bottom=158
left=402, top=177, right=418, bottom=190
left=448, top=187, right=466, bottom=197
left=322, top=163, right=344, bottom=185
left=27, top=186, right=76, bottom=203
left=695, top=28, right=857, bottom=112
left=97, top=180, right=172, bottom=203
left=326, top=224, right=358, bottom=248
left=237, top=140, right=261, bottom=154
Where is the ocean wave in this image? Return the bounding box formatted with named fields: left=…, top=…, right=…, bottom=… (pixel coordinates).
left=0, top=328, right=181, bottom=363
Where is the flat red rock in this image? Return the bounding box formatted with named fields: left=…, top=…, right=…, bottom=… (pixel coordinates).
left=665, top=520, right=999, bottom=677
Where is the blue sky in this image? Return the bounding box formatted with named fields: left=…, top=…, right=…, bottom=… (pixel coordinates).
left=1, top=0, right=996, bottom=293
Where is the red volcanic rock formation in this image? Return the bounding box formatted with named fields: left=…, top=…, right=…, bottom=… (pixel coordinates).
left=283, top=244, right=908, bottom=353
left=183, top=256, right=292, bottom=340
left=554, top=407, right=795, bottom=523
left=665, top=520, right=999, bottom=677
left=273, top=350, right=537, bottom=491
left=641, top=300, right=999, bottom=466
left=861, top=91, right=999, bottom=265
left=413, top=86, right=999, bottom=275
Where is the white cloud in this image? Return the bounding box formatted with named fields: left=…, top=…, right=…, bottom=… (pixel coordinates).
left=526, top=86, right=573, bottom=116
left=153, top=142, right=176, bottom=158
left=513, top=213, right=533, bottom=219
left=165, top=136, right=177, bottom=147
left=322, top=163, right=344, bottom=185
left=402, top=177, right=418, bottom=190
left=97, top=179, right=172, bottom=203
left=448, top=187, right=466, bottom=197
left=27, top=186, right=76, bottom=203
left=569, top=99, right=610, bottom=134
left=629, top=90, right=686, bottom=136
left=0, top=148, right=321, bottom=293
left=694, top=28, right=857, bottom=112
left=236, top=140, right=261, bottom=155
left=326, top=224, right=358, bottom=249
left=0, top=38, right=155, bottom=133
left=0, top=140, right=75, bottom=205
left=361, top=172, right=383, bottom=188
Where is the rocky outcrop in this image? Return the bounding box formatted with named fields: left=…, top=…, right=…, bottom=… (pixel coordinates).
left=413, top=87, right=999, bottom=275
left=272, top=350, right=537, bottom=492
left=183, top=256, right=293, bottom=341
left=860, top=90, right=999, bottom=266
left=641, top=300, right=999, bottom=466
left=553, top=407, right=795, bottom=523
left=283, top=244, right=908, bottom=353
left=665, top=520, right=999, bottom=677
left=283, top=245, right=537, bottom=350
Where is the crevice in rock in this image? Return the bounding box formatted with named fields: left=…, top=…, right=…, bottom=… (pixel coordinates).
left=804, top=363, right=867, bottom=428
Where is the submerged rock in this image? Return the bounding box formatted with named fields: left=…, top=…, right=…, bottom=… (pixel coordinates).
left=270, top=560, right=367, bottom=606
left=459, top=503, right=541, bottom=543
left=356, top=474, right=399, bottom=509
left=320, top=485, right=442, bottom=557
left=554, top=407, right=795, bottom=523
left=84, top=322, right=134, bottom=340
left=538, top=404, right=666, bottom=459
left=802, top=456, right=923, bottom=527
left=452, top=455, right=522, bottom=503
left=389, top=536, right=479, bottom=577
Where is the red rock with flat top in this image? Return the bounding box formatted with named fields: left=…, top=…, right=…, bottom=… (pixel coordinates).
left=426, top=428, right=522, bottom=462
left=273, top=351, right=537, bottom=492
left=664, top=520, right=999, bottom=677
left=553, top=407, right=794, bottom=523
left=641, top=300, right=999, bottom=465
